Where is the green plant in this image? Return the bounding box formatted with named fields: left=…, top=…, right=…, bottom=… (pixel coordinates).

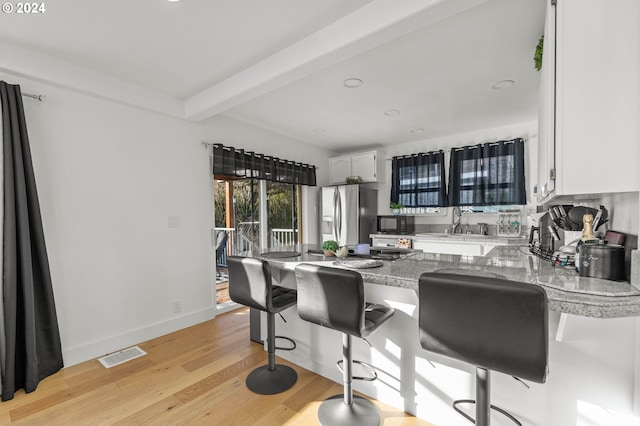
left=321, top=240, right=339, bottom=251
left=390, top=202, right=404, bottom=209
left=534, top=35, right=544, bottom=71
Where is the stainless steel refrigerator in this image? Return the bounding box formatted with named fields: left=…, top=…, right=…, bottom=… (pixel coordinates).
left=320, top=185, right=377, bottom=246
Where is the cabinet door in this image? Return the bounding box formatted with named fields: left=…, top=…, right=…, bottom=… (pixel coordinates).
left=481, top=243, right=499, bottom=256
left=351, top=152, right=377, bottom=182
left=414, top=241, right=483, bottom=256
left=555, top=0, right=639, bottom=196
left=539, top=0, right=640, bottom=201
left=329, top=156, right=351, bottom=185
left=372, top=237, right=399, bottom=247
left=537, top=0, right=556, bottom=201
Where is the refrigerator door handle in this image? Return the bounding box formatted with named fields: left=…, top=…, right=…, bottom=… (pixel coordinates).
left=333, top=188, right=340, bottom=242
left=337, top=189, right=343, bottom=243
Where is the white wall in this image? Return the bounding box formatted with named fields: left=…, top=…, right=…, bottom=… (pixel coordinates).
left=1, top=72, right=330, bottom=366
left=600, top=192, right=639, bottom=235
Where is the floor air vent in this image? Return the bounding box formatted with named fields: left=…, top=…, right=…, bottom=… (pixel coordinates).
left=98, top=346, right=147, bottom=368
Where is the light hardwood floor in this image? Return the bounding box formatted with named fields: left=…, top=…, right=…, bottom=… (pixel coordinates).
left=0, top=308, right=434, bottom=425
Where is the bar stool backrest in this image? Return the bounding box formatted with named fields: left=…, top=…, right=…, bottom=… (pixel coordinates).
left=295, top=263, right=366, bottom=338
left=419, top=272, right=549, bottom=383
left=227, top=256, right=273, bottom=312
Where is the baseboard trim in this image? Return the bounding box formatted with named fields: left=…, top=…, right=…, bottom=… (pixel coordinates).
left=62, top=307, right=216, bottom=367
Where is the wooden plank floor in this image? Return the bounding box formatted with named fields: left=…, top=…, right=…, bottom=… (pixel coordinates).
left=0, top=308, right=434, bottom=425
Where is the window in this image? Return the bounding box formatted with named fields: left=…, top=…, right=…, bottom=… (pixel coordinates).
left=267, top=182, right=299, bottom=248
left=391, top=151, right=447, bottom=208
left=448, top=138, right=526, bottom=206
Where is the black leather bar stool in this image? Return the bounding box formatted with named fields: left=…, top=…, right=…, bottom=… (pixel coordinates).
left=227, top=256, right=298, bottom=395
left=295, top=263, right=394, bottom=426
left=418, top=272, right=548, bottom=426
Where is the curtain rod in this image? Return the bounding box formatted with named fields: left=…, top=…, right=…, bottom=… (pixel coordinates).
left=388, top=150, right=444, bottom=160
left=22, top=92, right=46, bottom=102
left=201, top=140, right=319, bottom=169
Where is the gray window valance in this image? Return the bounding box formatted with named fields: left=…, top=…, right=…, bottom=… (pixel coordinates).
left=212, top=143, right=317, bottom=186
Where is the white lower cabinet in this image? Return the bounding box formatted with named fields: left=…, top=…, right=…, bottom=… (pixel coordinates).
left=414, top=240, right=483, bottom=256
left=481, top=243, right=499, bottom=256
left=413, top=240, right=507, bottom=256
left=372, top=236, right=406, bottom=247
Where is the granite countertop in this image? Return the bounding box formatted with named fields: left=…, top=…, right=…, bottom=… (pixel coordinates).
left=248, top=244, right=640, bottom=319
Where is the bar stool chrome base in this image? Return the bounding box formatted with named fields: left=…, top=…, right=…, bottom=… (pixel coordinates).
left=246, top=364, right=298, bottom=395
left=245, top=317, right=298, bottom=395
left=318, top=395, right=380, bottom=426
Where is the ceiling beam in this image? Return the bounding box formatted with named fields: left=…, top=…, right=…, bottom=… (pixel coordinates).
left=184, top=0, right=487, bottom=122
left=0, top=0, right=486, bottom=123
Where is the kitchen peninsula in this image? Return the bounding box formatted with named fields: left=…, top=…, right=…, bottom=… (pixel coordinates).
left=245, top=244, right=640, bottom=425
left=257, top=244, right=640, bottom=318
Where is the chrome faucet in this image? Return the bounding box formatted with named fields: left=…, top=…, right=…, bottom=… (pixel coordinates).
left=451, top=206, right=462, bottom=234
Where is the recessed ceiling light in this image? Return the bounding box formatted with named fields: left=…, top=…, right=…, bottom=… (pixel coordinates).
left=166, top=0, right=181, bottom=2
left=314, top=128, right=326, bottom=133
left=385, top=109, right=400, bottom=116
left=343, top=78, right=363, bottom=88
left=410, top=128, right=424, bottom=134
left=492, top=79, right=515, bottom=89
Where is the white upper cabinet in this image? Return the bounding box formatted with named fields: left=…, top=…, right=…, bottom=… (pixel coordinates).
left=537, top=0, right=639, bottom=203
left=329, top=150, right=383, bottom=185
left=328, top=156, right=352, bottom=184
left=351, top=152, right=378, bottom=182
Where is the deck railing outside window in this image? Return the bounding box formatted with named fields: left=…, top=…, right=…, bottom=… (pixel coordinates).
left=271, top=228, right=297, bottom=247
left=215, top=227, right=298, bottom=267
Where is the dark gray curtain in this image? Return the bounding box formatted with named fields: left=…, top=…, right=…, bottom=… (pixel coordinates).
left=448, top=139, right=526, bottom=206
left=448, top=144, right=484, bottom=206
left=0, top=81, right=63, bottom=401
left=482, top=139, right=526, bottom=205
left=391, top=151, right=447, bottom=207
left=212, top=143, right=316, bottom=186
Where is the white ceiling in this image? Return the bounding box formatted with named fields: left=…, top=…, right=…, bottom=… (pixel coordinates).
left=0, top=0, right=545, bottom=153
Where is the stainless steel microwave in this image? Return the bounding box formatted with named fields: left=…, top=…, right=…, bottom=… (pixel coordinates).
left=376, top=215, right=414, bottom=234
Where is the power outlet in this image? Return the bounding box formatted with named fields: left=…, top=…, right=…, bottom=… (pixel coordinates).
left=173, top=300, right=182, bottom=314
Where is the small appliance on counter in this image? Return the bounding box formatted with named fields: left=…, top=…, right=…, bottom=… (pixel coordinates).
left=528, top=208, right=564, bottom=262
left=377, top=215, right=414, bottom=234
left=528, top=204, right=623, bottom=277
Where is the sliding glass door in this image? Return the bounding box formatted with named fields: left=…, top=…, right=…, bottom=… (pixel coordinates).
left=266, top=182, right=299, bottom=249
left=213, top=178, right=301, bottom=309
left=213, top=178, right=260, bottom=309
